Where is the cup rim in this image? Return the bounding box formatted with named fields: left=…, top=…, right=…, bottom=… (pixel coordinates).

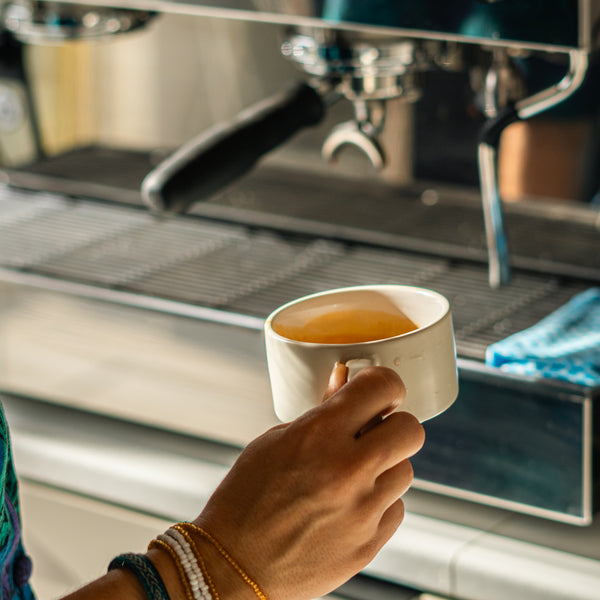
left=264, top=284, right=451, bottom=347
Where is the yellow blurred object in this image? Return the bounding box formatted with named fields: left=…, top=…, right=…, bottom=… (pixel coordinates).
left=25, top=41, right=95, bottom=155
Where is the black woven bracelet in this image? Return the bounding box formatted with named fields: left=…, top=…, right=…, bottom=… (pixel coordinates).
left=108, top=553, right=170, bottom=600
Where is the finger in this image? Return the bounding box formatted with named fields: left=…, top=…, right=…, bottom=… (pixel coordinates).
left=322, top=362, right=349, bottom=402
left=377, top=497, right=406, bottom=546
left=324, top=367, right=406, bottom=436
left=358, top=497, right=406, bottom=564
left=358, top=411, right=425, bottom=474
left=372, top=460, right=414, bottom=510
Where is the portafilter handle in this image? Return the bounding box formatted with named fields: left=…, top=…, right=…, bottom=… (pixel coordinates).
left=142, top=80, right=328, bottom=214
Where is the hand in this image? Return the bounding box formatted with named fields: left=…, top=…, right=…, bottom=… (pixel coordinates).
left=194, top=365, right=425, bottom=600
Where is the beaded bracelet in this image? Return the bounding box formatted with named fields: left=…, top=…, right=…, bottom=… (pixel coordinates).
left=108, top=553, right=170, bottom=600
left=178, top=522, right=268, bottom=600
left=171, top=525, right=220, bottom=600
left=161, top=530, right=213, bottom=600
left=149, top=527, right=223, bottom=600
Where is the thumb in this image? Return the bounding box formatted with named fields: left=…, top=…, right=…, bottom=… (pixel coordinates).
left=322, top=362, right=349, bottom=402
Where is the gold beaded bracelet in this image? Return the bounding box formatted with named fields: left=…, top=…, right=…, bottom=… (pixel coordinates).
left=178, top=522, right=268, bottom=600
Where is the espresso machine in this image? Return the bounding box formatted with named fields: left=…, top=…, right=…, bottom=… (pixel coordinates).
left=0, top=2, right=600, bottom=599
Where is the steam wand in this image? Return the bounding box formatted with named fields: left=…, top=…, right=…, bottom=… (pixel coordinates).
left=479, top=49, right=589, bottom=288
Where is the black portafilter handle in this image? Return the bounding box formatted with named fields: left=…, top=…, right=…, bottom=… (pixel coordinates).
left=141, top=80, right=327, bottom=214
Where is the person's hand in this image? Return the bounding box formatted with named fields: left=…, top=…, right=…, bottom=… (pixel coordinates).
left=193, top=364, right=425, bottom=600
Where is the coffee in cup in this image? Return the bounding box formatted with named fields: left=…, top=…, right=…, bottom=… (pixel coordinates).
left=272, top=306, right=419, bottom=344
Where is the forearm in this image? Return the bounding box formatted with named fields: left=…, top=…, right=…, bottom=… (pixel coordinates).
left=60, top=566, right=148, bottom=600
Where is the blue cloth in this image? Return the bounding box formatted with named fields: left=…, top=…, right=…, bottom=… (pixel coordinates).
left=485, top=288, right=600, bottom=387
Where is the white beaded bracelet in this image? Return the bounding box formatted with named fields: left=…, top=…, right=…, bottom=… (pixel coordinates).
left=159, top=530, right=212, bottom=600
left=159, top=531, right=210, bottom=600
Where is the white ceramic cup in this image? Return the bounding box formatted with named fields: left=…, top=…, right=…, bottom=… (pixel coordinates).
left=264, top=285, right=458, bottom=423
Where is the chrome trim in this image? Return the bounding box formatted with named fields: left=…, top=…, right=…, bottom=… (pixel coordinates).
left=582, top=396, right=593, bottom=524
left=581, top=0, right=591, bottom=48
left=35, top=0, right=591, bottom=54
left=412, top=476, right=592, bottom=527
left=414, top=386, right=594, bottom=526
left=0, top=267, right=265, bottom=331
left=516, top=50, right=590, bottom=120
left=579, top=0, right=599, bottom=50
left=3, top=0, right=156, bottom=43
left=478, top=143, right=509, bottom=289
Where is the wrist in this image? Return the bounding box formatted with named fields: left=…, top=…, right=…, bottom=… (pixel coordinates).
left=146, top=523, right=265, bottom=600
left=190, top=535, right=259, bottom=600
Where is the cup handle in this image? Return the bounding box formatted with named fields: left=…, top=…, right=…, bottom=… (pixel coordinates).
left=345, top=357, right=378, bottom=380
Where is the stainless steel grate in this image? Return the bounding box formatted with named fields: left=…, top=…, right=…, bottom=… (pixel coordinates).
left=0, top=186, right=590, bottom=359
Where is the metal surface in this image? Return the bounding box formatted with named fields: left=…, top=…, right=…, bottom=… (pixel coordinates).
left=478, top=143, right=509, bottom=288
left=31, top=0, right=600, bottom=53
left=7, top=152, right=600, bottom=282
left=195, top=166, right=600, bottom=283
left=414, top=362, right=595, bottom=525
left=3, top=0, right=156, bottom=42
left=0, top=185, right=592, bottom=361
left=515, top=49, right=590, bottom=120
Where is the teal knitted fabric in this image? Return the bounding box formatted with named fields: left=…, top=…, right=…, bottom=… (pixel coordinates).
left=0, top=402, right=35, bottom=599
left=486, top=288, right=600, bottom=386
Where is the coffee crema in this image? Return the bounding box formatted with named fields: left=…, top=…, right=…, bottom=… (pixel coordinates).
left=273, top=308, right=418, bottom=344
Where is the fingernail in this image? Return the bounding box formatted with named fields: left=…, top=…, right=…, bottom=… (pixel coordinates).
left=331, top=361, right=349, bottom=383
left=322, top=361, right=349, bottom=402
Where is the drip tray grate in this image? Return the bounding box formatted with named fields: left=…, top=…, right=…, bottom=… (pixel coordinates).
left=0, top=187, right=590, bottom=360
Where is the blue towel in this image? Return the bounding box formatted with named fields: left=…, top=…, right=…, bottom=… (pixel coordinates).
left=485, top=288, right=600, bottom=387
